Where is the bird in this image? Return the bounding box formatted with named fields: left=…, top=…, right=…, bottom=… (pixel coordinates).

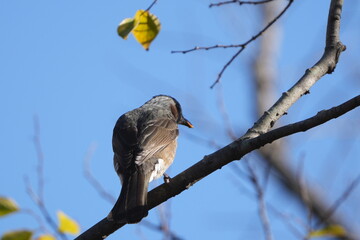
left=107, top=95, right=193, bottom=224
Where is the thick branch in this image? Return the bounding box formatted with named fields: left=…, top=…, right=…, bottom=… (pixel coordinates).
left=76, top=95, right=360, bottom=240
left=244, top=0, right=345, bottom=139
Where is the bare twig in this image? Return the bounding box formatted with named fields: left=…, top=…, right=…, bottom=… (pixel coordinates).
left=83, top=144, right=116, bottom=203
left=145, top=0, right=158, bottom=12
left=229, top=165, right=254, bottom=196
left=20, top=208, right=48, bottom=233
left=231, top=163, right=303, bottom=238
left=295, top=155, right=313, bottom=234
left=210, top=0, right=293, bottom=88
left=27, top=117, right=68, bottom=240
left=33, top=115, right=45, bottom=201
left=210, top=48, right=244, bottom=88
left=210, top=0, right=275, bottom=8
left=171, top=44, right=245, bottom=54
left=24, top=176, right=68, bottom=240
left=216, top=84, right=238, bottom=140
left=245, top=161, right=273, bottom=240
left=230, top=160, right=252, bottom=180
left=316, top=174, right=360, bottom=228
left=261, top=163, right=271, bottom=192
left=156, top=202, right=180, bottom=240
left=183, top=131, right=223, bottom=149
left=172, top=0, right=293, bottom=88
left=267, top=204, right=306, bottom=239
left=141, top=220, right=183, bottom=240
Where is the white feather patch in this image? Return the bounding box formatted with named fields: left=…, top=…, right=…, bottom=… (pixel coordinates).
left=149, top=158, right=166, bottom=182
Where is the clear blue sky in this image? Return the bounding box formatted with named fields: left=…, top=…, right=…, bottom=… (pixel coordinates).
left=1, top=0, right=360, bottom=239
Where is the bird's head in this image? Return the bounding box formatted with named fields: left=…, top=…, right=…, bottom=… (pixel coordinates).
left=146, top=95, right=193, bottom=128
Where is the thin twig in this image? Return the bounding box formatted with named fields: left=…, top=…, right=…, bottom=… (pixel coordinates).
left=21, top=208, right=48, bottom=233
left=83, top=144, right=116, bottom=203
left=231, top=161, right=252, bottom=180
left=172, top=0, right=293, bottom=88
left=183, top=131, right=223, bottom=149
left=261, top=162, right=271, bottom=192
left=24, top=176, right=68, bottom=240
left=295, top=154, right=313, bottom=234
left=33, top=115, right=45, bottom=201
left=216, top=84, right=238, bottom=140
left=145, top=0, right=158, bottom=12
left=141, top=220, right=183, bottom=240
left=210, top=47, right=244, bottom=88
left=209, top=0, right=275, bottom=8
left=267, top=203, right=306, bottom=239
left=156, top=202, right=177, bottom=240
left=231, top=162, right=303, bottom=238
left=171, top=44, right=245, bottom=54
left=158, top=206, right=170, bottom=240
left=29, top=117, right=68, bottom=240
left=316, top=174, right=360, bottom=228
left=210, top=0, right=293, bottom=88
left=245, top=161, right=273, bottom=240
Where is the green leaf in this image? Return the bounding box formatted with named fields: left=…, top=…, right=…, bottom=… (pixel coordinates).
left=132, top=10, right=161, bottom=50
left=1, top=230, right=32, bottom=240
left=57, top=211, right=80, bottom=235
left=117, top=18, right=136, bottom=39
left=308, top=225, right=347, bottom=238
left=0, top=197, right=19, bottom=217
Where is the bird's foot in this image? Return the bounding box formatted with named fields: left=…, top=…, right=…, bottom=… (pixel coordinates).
left=163, top=173, right=171, bottom=184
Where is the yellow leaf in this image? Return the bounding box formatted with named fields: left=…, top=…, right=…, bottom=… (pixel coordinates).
left=1, top=230, right=32, bottom=240
left=117, top=18, right=136, bottom=39
left=308, top=224, right=347, bottom=238
left=36, top=234, right=56, bottom=240
left=132, top=10, right=161, bottom=50
left=0, top=197, right=19, bottom=217
left=57, top=211, right=80, bottom=235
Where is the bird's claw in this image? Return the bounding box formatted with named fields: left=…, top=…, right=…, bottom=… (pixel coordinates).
left=163, top=173, right=171, bottom=184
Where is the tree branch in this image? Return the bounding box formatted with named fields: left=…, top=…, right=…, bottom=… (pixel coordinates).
left=76, top=95, right=360, bottom=239
left=209, top=0, right=275, bottom=8
left=244, top=0, right=345, bottom=139
left=145, top=0, right=158, bottom=12
left=245, top=161, right=273, bottom=240
left=171, top=0, right=294, bottom=88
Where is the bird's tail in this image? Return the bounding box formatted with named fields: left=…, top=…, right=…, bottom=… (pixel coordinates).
left=108, top=171, right=149, bottom=224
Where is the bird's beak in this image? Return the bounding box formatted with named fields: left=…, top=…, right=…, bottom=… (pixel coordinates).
left=180, top=116, right=193, bottom=128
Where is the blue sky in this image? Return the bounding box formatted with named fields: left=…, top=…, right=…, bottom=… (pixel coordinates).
left=1, top=0, right=360, bottom=239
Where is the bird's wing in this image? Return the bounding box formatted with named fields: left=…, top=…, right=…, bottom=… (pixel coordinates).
left=113, top=114, right=138, bottom=174
left=135, top=118, right=179, bottom=167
